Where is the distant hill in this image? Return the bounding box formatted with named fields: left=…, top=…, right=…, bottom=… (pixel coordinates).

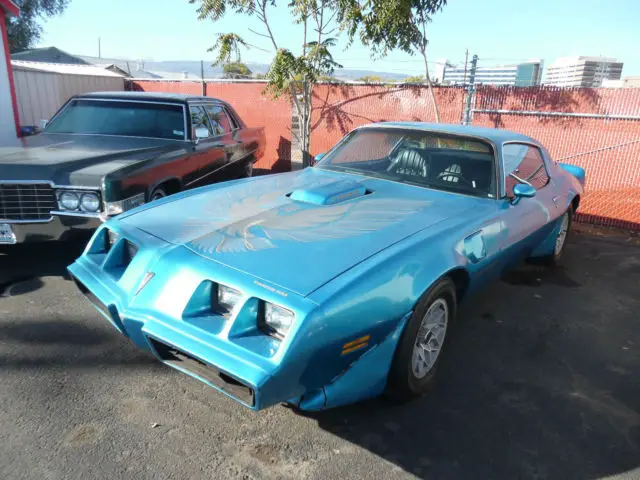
left=78, top=56, right=410, bottom=81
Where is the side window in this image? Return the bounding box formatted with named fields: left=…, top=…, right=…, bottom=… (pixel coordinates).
left=204, top=105, right=233, bottom=135
left=503, top=143, right=550, bottom=196
left=224, top=107, right=238, bottom=129
left=189, top=105, right=212, bottom=137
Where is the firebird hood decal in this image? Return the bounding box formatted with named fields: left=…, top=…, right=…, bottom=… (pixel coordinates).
left=122, top=169, right=474, bottom=296
left=188, top=197, right=431, bottom=254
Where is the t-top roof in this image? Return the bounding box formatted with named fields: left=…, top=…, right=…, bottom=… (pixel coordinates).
left=362, top=121, right=538, bottom=145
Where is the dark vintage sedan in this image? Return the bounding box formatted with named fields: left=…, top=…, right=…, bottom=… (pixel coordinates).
left=0, top=92, right=265, bottom=245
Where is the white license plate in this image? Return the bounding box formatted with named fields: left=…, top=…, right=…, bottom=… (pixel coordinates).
left=0, top=223, right=16, bottom=244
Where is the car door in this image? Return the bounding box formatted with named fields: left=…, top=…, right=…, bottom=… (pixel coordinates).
left=183, top=104, right=226, bottom=189
left=498, top=142, right=562, bottom=260
left=203, top=104, right=246, bottom=179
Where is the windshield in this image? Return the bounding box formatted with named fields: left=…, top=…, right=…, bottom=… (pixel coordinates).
left=316, top=128, right=496, bottom=198
left=45, top=99, right=186, bottom=140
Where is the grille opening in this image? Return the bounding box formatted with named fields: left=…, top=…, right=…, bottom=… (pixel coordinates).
left=71, top=275, right=123, bottom=331
left=102, top=238, right=139, bottom=280
left=149, top=338, right=255, bottom=406
left=0, top=183, right=56, bottom=221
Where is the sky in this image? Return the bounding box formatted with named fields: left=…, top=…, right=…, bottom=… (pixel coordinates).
left=37, top=0, right=640, bottom=77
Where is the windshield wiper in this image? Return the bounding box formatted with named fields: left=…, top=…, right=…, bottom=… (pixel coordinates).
left=324, top=165, right=387, bottom=179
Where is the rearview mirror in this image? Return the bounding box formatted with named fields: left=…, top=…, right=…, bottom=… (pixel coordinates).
left=512, top=183, right=536, bottom=204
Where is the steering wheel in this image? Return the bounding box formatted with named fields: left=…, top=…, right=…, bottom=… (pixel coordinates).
left=436, top=171, right=475, bottom=188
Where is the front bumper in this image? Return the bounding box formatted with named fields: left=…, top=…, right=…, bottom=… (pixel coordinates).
left=1, top=214, right=102, bottom=244
left=67, top=226, right=316, bottom=410
left=69, top=260, right=278, bottom=410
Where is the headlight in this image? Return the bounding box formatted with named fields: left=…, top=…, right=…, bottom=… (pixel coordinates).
left=80, top=193, right=100, bottom=212
left=262, top=303, right=294, bottom=338
left=59, top=191, right=80, bottom=210
left=217, top=284, right=242, bottom=310
left=105, top=193, right=145, bottom=216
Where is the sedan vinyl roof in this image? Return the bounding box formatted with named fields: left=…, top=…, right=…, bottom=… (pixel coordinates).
left=76, top=91, right=225, bottom=104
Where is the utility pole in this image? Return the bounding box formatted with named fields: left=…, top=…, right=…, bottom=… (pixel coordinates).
left=201, top=60, right=206, bottom=96
left=463, top=54, right=479, bottom=125
left=462, top=49, right=469, bottom=85
left=98, top=37, right=101, bottom=59
left=461, top=49, right=469, bottom=119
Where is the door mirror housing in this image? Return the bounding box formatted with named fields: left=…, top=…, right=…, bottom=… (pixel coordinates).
left=512, top=183, right=536, bottom=204
left=39, top=119, right=48, bottom=130
left=194, top=127, right=209, bottom=144
left=311, top=152, right=326, bottom=166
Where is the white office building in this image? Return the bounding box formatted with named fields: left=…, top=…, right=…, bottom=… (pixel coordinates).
left=544, top=56, right=623, bottom=87
left=441, top=59, right=543, bottom=86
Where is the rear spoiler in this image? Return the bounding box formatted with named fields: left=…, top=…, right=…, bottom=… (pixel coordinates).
left=558, top=163, right=586, bottom=188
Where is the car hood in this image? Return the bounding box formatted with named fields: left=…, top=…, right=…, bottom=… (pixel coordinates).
left=121, top=168, right=479, bottom=296
left=0, top=133, right=184, bottom=186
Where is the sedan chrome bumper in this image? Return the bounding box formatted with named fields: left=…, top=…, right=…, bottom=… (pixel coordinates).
left=1, top=214, right=102, bottom=244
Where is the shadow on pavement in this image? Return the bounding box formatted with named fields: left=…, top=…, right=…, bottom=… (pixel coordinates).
left=0, top=239, right=88, bottom=296
left=300, top=234, right=640, bottom=479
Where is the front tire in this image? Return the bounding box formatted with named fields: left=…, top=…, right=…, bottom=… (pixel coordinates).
left=386, top=277, right=457, bottom=402
left=149, top=186, right=167, bottom=202
left=243, top=160, right=254, bottom=178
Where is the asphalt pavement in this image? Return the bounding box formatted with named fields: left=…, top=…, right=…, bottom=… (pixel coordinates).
left=0, top=229, right=639, bottom=479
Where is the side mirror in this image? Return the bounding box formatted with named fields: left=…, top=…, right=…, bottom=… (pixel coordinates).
left=512, top=183, right=536, bottom=205
left=39, top=119, right=48, bottom=129
left=312, top=152, right=325, bottom=166
left=194, top=127, right=209, bottom=144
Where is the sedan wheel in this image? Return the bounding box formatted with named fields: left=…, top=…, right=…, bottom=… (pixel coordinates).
left=245, top=161, right=254, bottom=178
left=150, top=187, right=167, bottom=202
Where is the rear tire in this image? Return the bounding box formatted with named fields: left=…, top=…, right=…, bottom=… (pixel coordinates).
left=540, top=206, right=573, bottom=266
left=386, top=277, right=456, bottom=402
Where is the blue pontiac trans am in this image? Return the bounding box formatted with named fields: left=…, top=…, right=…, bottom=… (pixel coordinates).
left=68, top=123, right=585, bottom=411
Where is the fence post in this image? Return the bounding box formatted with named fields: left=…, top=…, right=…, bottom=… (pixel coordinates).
left=462, top=55, right=478, bottom=125
left=201, top=60, right=206, bottom=96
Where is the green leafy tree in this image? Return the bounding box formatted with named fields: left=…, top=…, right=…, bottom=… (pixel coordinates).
left=342, top=0, right=447, bottom=122
left=223, top=61, right=252, bottom=78
left=191, top=0, right=344, bottom=167
left=403, top=75, right=425, bottom=83
left=7, top=0, right=69, bottom=53
left=356, top=75, right=383, bottom=83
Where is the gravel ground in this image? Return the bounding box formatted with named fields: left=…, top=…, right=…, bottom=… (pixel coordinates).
left=0, top=229, right=638, bottom=480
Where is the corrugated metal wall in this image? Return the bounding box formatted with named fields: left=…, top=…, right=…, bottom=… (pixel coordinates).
left=0, top=20, right=16, bottom=146
left=13, top=69, right=125, bottom=126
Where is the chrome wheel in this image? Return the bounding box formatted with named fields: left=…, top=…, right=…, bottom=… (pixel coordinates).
left=555, top=212, right=569, bottom=255
left=151, top=189, right=166, bottom=201
left=412, top=298, right=448, bottom=379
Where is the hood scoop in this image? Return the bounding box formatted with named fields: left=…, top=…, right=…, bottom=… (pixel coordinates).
left=288, top=179, right=372, bottom=206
